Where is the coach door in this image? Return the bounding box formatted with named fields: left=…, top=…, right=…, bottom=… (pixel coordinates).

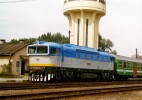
left=133, top=63, right=137, bottom=78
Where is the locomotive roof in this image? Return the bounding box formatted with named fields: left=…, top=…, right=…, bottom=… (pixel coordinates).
left=115, top=55, right=142, bottom=63
left=63, top=44, right=113, bottom=57
left=29, top=41, right=113, bottom=57
left=28, top=41, right=62, bottom=48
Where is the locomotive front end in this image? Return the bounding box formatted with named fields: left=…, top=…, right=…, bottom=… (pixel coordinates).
left=27, top=41, right=62, bottom=82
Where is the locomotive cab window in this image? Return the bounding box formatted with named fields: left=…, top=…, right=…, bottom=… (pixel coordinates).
left=37, top=46, right=48, bottom=54
left=28, top=46, right=36, bottom=54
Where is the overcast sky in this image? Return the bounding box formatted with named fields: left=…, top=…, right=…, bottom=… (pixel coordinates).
left=0, top=0, right=142, bottom=57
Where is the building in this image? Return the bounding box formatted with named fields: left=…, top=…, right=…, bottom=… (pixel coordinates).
left=63, top=0, right=106, bottom=49
left=0, top=40, right=29, bottom=75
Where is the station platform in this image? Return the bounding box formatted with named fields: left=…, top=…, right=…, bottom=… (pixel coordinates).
left=0, top=75, right=28, bottom=83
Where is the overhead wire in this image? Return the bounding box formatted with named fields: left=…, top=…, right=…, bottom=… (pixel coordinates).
left=0, top=0, right=37, bottom=3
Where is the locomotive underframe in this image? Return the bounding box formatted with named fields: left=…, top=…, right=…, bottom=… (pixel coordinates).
left=28, top=66, right=115, bottom=82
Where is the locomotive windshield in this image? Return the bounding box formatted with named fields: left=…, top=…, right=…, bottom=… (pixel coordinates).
left=37, top=46, right=48, bottom=53
left=28, top=46, right=36, bottom=54
left=28, top=46, right=48, bottom=54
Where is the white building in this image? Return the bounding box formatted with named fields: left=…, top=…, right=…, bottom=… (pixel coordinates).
left=63, top=0, right=106, bottom=49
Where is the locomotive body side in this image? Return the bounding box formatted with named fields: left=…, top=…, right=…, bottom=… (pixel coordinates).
left=62, top=44, right=114, bottom=70
left=61, top=44, right=115, bottom=80
left=27, top=41, right=115, bottom=82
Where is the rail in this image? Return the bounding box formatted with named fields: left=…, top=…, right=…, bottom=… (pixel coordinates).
left=0, top=81, right=142, bottom=91
left=0, top=84, right=142, bottom=100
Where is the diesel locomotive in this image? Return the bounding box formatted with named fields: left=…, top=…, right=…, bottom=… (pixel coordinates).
left=27, top=41, right=142, bottom=82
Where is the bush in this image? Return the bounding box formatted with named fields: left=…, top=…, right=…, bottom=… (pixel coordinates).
left=0, top=60, right=12, bottom=76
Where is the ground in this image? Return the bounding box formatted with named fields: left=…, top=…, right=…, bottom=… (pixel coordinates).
left=60, top=90, right=142, bottom=100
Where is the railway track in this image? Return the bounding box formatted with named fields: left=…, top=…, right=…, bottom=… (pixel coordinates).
left=0, top=84, right=142, bottom=100
left=0, top=81, right=142, bottom=90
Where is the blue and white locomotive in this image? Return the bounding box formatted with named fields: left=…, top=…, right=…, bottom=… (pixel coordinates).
left=27, top=41, right=114, bottom=82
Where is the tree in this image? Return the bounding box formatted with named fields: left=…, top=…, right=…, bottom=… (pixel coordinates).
left=10, top=39, right=18, bottom=44
left=99, top=34, right=117, bottom=55
left=10, top=38, right=37, bottom=44
left=9, top=32, right=116, bottom=54
left=37, top=32, right=69, bottom=43
left=110, top=50, right=117, bottom=55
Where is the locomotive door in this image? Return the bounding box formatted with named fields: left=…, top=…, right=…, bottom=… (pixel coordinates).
left=57, top=49, right=61, bottom=67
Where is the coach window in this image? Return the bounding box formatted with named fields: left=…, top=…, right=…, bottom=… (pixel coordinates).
left=138, top=63, right=141, bottom=69
left=123, top=62, right=127, bottom=68
left=119, top=61, right=123, bottom=68
left=137, top=64, right=139, bottom=69
left=127, top=62, right=130, bottom=68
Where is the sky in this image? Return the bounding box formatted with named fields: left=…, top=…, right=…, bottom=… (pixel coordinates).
left=0, top=0, right=142, bottom=57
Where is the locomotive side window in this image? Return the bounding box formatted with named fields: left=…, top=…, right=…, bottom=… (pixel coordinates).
left=28, top=46, right=36, bottom=54
left=102, top=57, right=104, bottom=61
left=85, top=55, right=87, bottom=59
left=50, top=48, right=56, bottom=54
left=37, top=46, right=48, bottom=54
left=56, top=49, right=61, bottom=55
left=78, top=54, right=81, bottom=58
left=96, top=56, right=99, bottom=61
left=91, top=56, right=93, bottom=60
left=50, top=47, right=61, bottom=55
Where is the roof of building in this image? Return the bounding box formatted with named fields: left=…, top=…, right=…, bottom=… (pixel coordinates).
left=0, top=43, right=29, bottom=56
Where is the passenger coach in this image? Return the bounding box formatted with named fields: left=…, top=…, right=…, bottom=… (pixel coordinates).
left=114, top=55, right=142, bottom=80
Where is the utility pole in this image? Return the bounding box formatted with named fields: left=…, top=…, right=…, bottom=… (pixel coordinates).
left=136, top=48, right=138, bottom=59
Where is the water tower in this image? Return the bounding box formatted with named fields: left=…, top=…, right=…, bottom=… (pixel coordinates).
left=63, top=0, right=106, bottom=49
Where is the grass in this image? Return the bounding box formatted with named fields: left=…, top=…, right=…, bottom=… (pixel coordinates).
left=0, top=74, right=23, bottom=78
